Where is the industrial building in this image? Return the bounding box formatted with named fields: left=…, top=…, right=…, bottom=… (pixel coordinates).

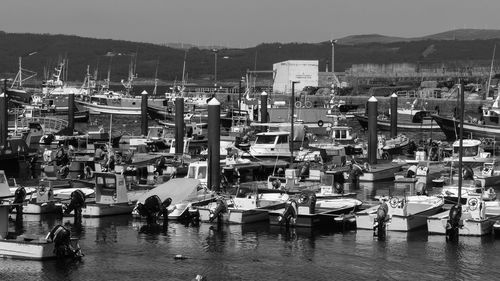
left=272, top=60, right=319, bottom=94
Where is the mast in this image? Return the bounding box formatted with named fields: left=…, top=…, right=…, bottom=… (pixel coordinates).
left=457, top=80, right=464, bottom=204
left=11, top=54, right=37, bottom=88
left=181, top=50, right=187, bottom=89
left=153, top=58, right=159, bottom=96
left=486, top=44, right=496, bottom=100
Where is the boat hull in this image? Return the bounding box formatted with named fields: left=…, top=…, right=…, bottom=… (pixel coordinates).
left=268, top=205, right=358, bottom=228
left=432, top=114, right=500, bottom=141
left=81, top=203, right=135, bottom=217
left=356, top=199, right=444, bottom=232
left=0, top=239, right=56, bottom=260
left=13, top=203, right=62, bottom=214
left=357, top=163, right=404, bottom=181
left=355, top=114, right=440, bottom=131
left=198, top=207, right=269, bottom=224
left=77, top=100, right=142, bottom=115
left=427, top=210, right=499, bottom=236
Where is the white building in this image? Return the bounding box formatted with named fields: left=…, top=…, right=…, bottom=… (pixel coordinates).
left=272, top=60, right=318, bottom=94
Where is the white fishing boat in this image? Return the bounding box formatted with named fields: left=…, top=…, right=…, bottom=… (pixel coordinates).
left=427, top=194, right=500, bottom=236
left=133, top=178, right=214, bottom=220
left=80, top=172, right=135, bottom=217
left=356, top=161, right=405, bottom=182
left=356, top=195, right=444, bottom=232
left=17, top=185, right=61, bottom=214
left=440, top=184, right=496, bottom=203
left=197, top=191, right=289, bottom=224
left=0, top=203, right=82, bottom=260
left=474, top=162, right=500, bottom=188
left=267, top=195, right=362, bottom=228
left=0, top=172, right=35, bottom=201
left=246, top=124, right=306, bottom=159
left=442, top=139, right=493, bottom=167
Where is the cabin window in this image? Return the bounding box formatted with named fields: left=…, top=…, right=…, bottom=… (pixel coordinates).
left=0, top=175, right=5, bottom=183
left=255, top=135, right=276, bottom=144
left=197, top=166, right=207, bottom=179
left=335, top=130, right=341, bottom=139
left=455, top=146, right=478, bottom=157
left=277, top=135, right=288, bottom=144
left=96, top=176, right=117, bottom=194
left=187, top=166, right=196, bottom=178
left=341, top=130, right=347, bottom=139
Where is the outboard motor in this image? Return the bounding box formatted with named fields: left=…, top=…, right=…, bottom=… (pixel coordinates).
left=307, top=193, right=317, bottom=214
left=299, top=192, right=317, bottom=214
left=46, top=225, right=82, bottom=259
left=186, top=207, right=200, bottom=226
left=58, top=165, right=70, bottom=179
left=160, top=197, right=173, bottom=223
left=298, top=163, right=310, bottom=181
left=374, top=201, right=389, bottom=239
left=155, top=156, right=167, bottom=175
left=462, top=166, right=474, bottom=181
left=10, top=186, right=27, bottom=215
left=446, top=204, right=462, bottom=241
left=208, top=197, right=227, bottom=223
left=272, top=179, right=282, bottom=190
left=54, top=147, right=69, bottom=166
left=136, top=195, right=163, bottom=225
left=63, top=189, right=86, bottom=224
left=278, top=199, right=298, bottom=228
left=406, top=165, right=417, bottom=178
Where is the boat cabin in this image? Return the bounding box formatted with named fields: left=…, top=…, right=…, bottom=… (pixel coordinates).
left=266, top=169, right=301, bottom=190
left=0, top=171, right=10, bottom=199
left=94, top=172, right=129, bottom=204
left=250, top=131, right=291, bottom=157
left=186, top=161, right=208, bottom=187
left=452, top=139, right=490, bottom=158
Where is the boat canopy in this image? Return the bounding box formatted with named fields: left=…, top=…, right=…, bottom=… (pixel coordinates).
left=136, top=178, right=203, bottom=205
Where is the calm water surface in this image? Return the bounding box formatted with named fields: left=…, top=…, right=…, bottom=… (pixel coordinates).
left=2, top=181, right=500, bottom=281
left=3, top=116, right=499, bottom=280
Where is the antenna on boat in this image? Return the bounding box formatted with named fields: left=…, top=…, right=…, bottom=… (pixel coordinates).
left=486, top=44, right=496, bottom=100
left=109, top=114, right=113, bottom=146
left=181, top=50, right=188, bottom=90
left=457, top=80, right=464, bottom=205
left=153, top=58, right=159, bottom=96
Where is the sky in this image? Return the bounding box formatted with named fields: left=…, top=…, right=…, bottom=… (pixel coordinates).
left=2, top=0, right=500, bottom=48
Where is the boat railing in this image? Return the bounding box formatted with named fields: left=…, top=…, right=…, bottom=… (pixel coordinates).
left=17, top=117, right=68, bottom=134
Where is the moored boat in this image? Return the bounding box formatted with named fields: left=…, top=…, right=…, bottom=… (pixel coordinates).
left=0, top=203, right=82, bottom=260
left=356, top=195, right=444, bottom=232
left=427, top=194, right=500, bottom=236
left=80, top=172, right=136, bottom=217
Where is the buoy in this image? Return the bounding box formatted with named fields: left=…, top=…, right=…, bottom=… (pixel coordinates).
left=174, top=254, right=188, bottom=260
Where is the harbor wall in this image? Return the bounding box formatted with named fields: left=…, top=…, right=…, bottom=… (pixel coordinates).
left=346, top=96, right=489, bottom=116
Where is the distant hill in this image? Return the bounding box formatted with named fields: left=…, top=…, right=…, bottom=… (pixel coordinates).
left=336, top=29, right=500, bottom=45
left=336, top=34, right=407, bottom=45
left=422, top=29, right=500, bottom=41
left=0, top=29, right=500, bottom=85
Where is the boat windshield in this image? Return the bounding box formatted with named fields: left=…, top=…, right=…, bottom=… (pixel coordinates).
left=333, top=129, right=347, bottom=139
left=454, top=146, right=478, bottom=157
left=255, top=135, right=277, bottom=144
left=187, top=165, right=207, bottom=180
left=187, top=166, right=196, bottom=178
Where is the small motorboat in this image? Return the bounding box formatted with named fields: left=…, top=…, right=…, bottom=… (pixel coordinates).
left=79, top=172, right=136, bottom=217
left=356, top=195, right=444, bottom=232
left=428, top=194, right=500, bottom=236
left=133, top=178, right=215, bottom=221
left=0, top=203, right=82, bottom=260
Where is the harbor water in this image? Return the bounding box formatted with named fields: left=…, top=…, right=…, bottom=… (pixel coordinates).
left=3, top=181, right=500, bottom=281
left=3, top=116, right=500, bottom=280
